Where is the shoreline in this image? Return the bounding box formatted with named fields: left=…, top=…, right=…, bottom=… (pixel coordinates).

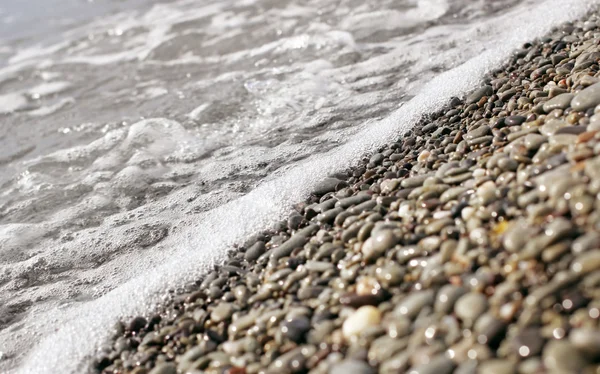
left=93, top=12, right=600, bottom=374
left=95, top=12, right=600, bottom=374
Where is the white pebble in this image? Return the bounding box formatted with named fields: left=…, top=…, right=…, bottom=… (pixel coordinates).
left=342, top=306, right=381, bottom=339
left=461, top=206, right=475, bottom=220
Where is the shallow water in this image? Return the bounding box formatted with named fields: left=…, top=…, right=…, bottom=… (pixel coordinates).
left=0, top=0, right=597, bottom=372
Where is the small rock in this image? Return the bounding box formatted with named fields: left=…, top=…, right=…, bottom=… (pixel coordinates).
left=343, top=306, right=382, bottom=339
left=467, top=85, right=493, bottom=104
left=454, top=292, right=488, bottom=323
left=543, top=340, right=589, bottom=372
left=572, top=81, right=600, bottom=111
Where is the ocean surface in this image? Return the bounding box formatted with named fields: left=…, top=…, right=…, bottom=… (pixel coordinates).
left=0, top=0, right=597, bottom=372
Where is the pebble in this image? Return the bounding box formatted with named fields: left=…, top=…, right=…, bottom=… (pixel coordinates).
left=435, top=285, right=467, bottom=314
left=361, top=230, right=396, bottom=261
left=454, top=292, right=488, bottom=323
left=572, top=81, right=600, bottom=111
left=394, top=290, right=434, bottom=319
left=542, top=340, right=589, bottom=372
left=543, top=93, right=574, bottom=112
left=281, top=316, right=311, bottom=342
left=342, top=306, right=382, bottom=339
left=211, top=302, right=234, bottom=323
left=466, top=85, right=493, bottom=104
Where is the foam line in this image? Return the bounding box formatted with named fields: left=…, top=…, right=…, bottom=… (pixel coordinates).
left=18, top=0, right=599, bottom=372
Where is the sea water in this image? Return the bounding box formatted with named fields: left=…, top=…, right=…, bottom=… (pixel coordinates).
left=0, top=0, right=597, bottom=372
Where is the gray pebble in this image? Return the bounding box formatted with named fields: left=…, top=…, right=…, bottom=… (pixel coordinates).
left=572, top=81, right=600, bottom=111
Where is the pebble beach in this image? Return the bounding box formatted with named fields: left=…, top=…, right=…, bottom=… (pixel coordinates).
left=92, top=12, right=600, bottom=374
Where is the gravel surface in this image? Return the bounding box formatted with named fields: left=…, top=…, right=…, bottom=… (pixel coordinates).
left=95, top=13, right=600, bottom=374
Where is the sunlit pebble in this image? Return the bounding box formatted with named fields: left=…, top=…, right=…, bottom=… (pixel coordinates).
left=425, top=327, right=436, bottom=339
left=463, top=329, right=472, bottom=338
left=418, top=150, right=431, bottom=163
left=398, top=204, right=413, bottom=218
left=461, top=206, right=475, bottom=220
left=519, top=346, right=530, bottom=357
left=590, top=308, right=600, bottom=319
left=433, top=210, right=451, bottom=219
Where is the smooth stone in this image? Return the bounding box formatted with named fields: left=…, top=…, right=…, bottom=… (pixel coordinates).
left=361, top=230, right=396, bottom=261
left=270, top=224, right=318, bottom=261
left=467, top=85, right=493, bottom=104
left=368, top=336, right=408, bottom=364
left=313, top=177, right=344, bottom=195
left=149, top=363, right=177, bottom=374
left=571, top=249, right=600, bottom=274
left=549, top=133, right=577, bottom=147
left=505, top=115, right=526, bottom=126
left=435, top=285, right=468, bottom=314
left=245, top=241, right=266, bottom=262
left=572, top=82, right=600, bottom=111
left=454, top=292, right=488, bottom=322
left=270, top=348, right=306, bottom=373
left=281, top=316, right=310, bottom=342
left=330, top=360, right=375, bottom=374
left=572, top=232, right=600, bottom=254
left=336, top=195, right=371, bottom=209
left=376, top=264, right=405, bottom=287
left=380, top=179, right=400, bottom=194
left=540, top=119, right=567, bottom=136
left=543, top=93, right=574, bottom=112
left=304, top=260, right=333, bottom=272
left=343, top=306, right=382, bottom=339
left=128, top=316, right=147, bottom=333
left=440, top=187, right=466, bottom=203
left=523, top=134, right=547, bottom=150
left=370, top=153, right=384, bottom=165
left=211, top=302, right=234, bottom=323
left=543, top=340, right=589, bottom=372
left=465, top=125, right=491, bottom=140
left=554, top=125, right=587, bottom=135
left=394, top=290, right=435, bottom=319
left=401, top=174, right=432, bottom=188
